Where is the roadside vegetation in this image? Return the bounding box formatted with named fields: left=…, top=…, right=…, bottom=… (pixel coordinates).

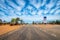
left=0, top=19, right=2, bottom=25
left=48, top=20, right=60, bottom=24
left=10, top=18, right=24, bottom=26
left=32, top=20, right=60, bottom=25
left=0, top=18, right=24, bottom=26
left=0, top=18, right=60, bottom=26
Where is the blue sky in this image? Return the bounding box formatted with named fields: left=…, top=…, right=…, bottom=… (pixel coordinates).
left=0, top=0, right=60, bottom=23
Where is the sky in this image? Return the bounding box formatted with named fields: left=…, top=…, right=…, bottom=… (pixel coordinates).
left=0, top=0, right=60, bottom=23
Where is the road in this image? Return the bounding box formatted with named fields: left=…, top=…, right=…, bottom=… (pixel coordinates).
left=0, top=25, right=59, bottom=40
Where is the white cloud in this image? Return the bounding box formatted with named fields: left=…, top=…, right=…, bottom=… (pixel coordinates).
left=50, top=6, right=59, bottom=14
left=29, top=0, right=42, bottom=9
left=27, top=5, right=33, bottom=10
left=0, top=3, right=7, bottom=10
left=55, top=10, right=60, bottom=15
left=16, top=0, right=25, bottom=6
left=20, top=15, right=43, bottom=21
left=41, top=0, right=46, bottom=6
left=32, top=11, right=36, bottom=15
left=16, top=6, right=22, bottom=11
left=46, top=3, right=54, bottom=9
left=56, top=0, right=60, bottom=6
left=6, top=0, right=18, bottom=10
left=0, top=12, right=6, bottom=16
left=14, top=11, right=22, bottom=16
left=47, top=15, right=60, bottom=20
left=46, top=0, right=55, bottom=9
left=38, top=10, right=43, bottom=15
left=43, top=9, right=49, bottom=14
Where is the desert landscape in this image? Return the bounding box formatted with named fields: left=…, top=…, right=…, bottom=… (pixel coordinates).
left=0, top=24, right=60, bottom=40
left=0, top=0, right=60, bottom=40
left=0, top=24, right=23, bottom=35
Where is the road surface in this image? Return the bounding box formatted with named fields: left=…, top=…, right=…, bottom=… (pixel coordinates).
left=0, top=25, right=59, bottom=40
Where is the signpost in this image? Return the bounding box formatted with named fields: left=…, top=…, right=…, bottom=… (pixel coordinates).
left=43, top=16, right=47, bottom=24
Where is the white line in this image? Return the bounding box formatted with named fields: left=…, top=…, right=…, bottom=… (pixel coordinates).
left=50, top=33, right=56, bottom=37
left=40, top=29, right=57, bottom=37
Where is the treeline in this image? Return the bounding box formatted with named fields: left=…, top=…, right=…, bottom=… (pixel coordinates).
left=0, top=18, right=24, bottom=26
left=48, top=20, right=60, bottom=24
left=32, top=20, right=60, bottom=24
left=0, top=18, right=60, bottom=25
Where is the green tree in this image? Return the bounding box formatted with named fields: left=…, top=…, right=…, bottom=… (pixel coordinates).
left=10, top=18, right=16, bottom=25
left=10, top=18, right=24, bottom=25
left=15, top=18, right=20, bottom=25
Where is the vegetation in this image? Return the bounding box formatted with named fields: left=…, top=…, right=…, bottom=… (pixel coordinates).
left=48, top=20, right=60, bottom=24
left=20, top=19, right=24, bottom=24
left=3, top=20, right=7, bottom=25
left=32, top=21, right=37, bottom=24
left=55, top=20, right=60, bottom=24
left=15, top=18, right=20, bottom=25
left=32, top=20, right=60, bottom=24
left=10, top=18, right=24, bottom=26
left=0, top=18, right=60, bottom=25
left=10, top=18, right=16, bottom=26
left=0, top=19, right=2, bottom=25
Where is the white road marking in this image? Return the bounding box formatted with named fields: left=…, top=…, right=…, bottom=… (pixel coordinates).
left=40, top=29, right=57, bottom=37
left=50, top=33, right=56, bottom=37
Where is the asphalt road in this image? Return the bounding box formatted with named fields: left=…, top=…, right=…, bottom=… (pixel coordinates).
left=0, top=25, right=59, bottom=40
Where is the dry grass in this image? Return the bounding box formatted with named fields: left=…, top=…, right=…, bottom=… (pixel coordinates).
left=0, top=24, right=23, bottom=35
left=33, top=24, right=60, bottom=29
left=0, top=24, right=60, bottom=37
left=33, top=24, right=60, bottom=33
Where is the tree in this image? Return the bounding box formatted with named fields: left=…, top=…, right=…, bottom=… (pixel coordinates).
left=48, top=20, right=60, bottom=24
left=55, top=20, right=60, bottom=24
left=49, top=21, right=56, bottom=24
left=10, top=18, right=16, bottom=25
left=15, top=18, right=20, bottom=25
left=20, top=19, right=23, bottom=24
left=3, top=20, right=7, bottom=25
left=0, top=19, right=2, bottom=25
left=32, top=21, right=35, bottom=24
left=32, top=21, right=36, bottom=24
left=10, top=18, right=24, bottom=25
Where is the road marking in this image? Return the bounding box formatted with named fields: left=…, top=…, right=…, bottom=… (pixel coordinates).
left=50, top=33, right=56, bottom=37
left=40, top=29, right=57, bottom=37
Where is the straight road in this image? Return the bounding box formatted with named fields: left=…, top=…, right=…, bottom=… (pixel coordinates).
left=0, top=25, right=59, bottom=40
